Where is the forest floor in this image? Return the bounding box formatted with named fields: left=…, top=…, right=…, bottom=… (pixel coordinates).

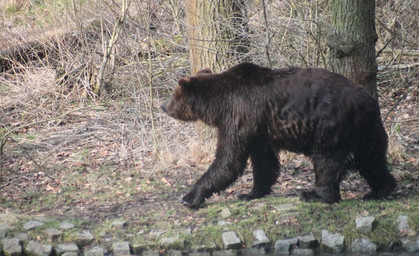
left=1, top=53, right=418, bottom=250
left=0, top=1, right=418, bottom=251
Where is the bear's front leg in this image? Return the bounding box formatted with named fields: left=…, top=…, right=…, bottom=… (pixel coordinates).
left=181, top=167, right=218, bottom=209
left=181, top=190, right=205, bottom=209
left=181, top=136, right=249, bottom=209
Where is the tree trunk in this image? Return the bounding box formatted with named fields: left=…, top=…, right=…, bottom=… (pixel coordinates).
left=327, top=0, right=378, bottom=100
left=185, top=0, right=249, bottom=73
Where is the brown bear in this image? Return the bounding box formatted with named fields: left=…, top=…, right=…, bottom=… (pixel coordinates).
left=161, top=63, right=396, bottom=209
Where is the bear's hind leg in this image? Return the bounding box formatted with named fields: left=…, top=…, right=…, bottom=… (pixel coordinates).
left=355, top=125, right=396, bottom=200
left=301, top=155, right=343, bottom=204
left=357, top=153, right=396, bottom=200
left=238, top=144, right=280, bottom=201
left=354, top=125, right=396, bottom=199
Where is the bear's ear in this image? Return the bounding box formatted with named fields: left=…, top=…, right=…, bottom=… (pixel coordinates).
left=197, top=68, right=212, bottom=75
left=178, top=78, right=190, bottom=88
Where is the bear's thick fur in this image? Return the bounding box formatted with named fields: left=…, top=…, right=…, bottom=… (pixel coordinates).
left=161, top=63, right=396, bottom=209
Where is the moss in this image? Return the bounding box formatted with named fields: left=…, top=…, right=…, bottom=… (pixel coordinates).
left=191, top=224, right=224, bottom=249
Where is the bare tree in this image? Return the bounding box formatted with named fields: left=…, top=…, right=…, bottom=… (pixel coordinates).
left=327, top=0, right=379, bottom=100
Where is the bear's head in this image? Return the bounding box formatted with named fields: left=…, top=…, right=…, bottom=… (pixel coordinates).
left=161, top=69, right=212, bottom=121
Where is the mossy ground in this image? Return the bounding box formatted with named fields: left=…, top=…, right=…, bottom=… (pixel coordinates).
left=2, top=160, right=419, bottom=249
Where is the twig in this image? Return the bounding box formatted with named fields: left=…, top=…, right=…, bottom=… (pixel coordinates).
left=6, top=137, right=56, bottom=181
left=261, top=0, right=272, bottom=67
left=386, top=118, right=419, bottom=123
left=380, top=49, right=419, bottom=57
left=288, top=44, right=309, bottom=67
left=147, top=0, right=158, bottom=156
left=96, top=0, right=130, bottom=96
left=383, top=86, right=415, bottom=123
left=71, top=0, right=89, bottom=61
left=376, top=36, right=395, bottom=58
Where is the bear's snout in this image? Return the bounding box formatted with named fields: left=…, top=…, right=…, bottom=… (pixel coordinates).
left=161, top=100, right=175, bottom=118
left=160, top=102, right=167, bottom=113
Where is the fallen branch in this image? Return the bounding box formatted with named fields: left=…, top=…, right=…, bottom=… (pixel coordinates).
left=379, top=62, right=419, bottom=71
left=380, top=49, right=419, bottom=57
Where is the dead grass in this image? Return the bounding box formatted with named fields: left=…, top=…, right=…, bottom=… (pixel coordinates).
left=0, top=0, right=418, bottom=224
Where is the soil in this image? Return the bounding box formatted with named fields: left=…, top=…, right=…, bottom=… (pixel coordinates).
left=1, top=68, right=418, bottom=227
left=0, top=11, right=418, bottom=237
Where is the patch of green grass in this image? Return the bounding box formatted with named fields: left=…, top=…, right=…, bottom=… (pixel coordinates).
left=188, top=194, right=419, bottom=248
left=26, top=134, right=37, bottom=140
left=61, top=231, right=76, bottom=243
left=402, top=163, right=415, bottom=171
left=93, top=220, right=122, bottom=241
left=5, top=6, right=19, bottom=15
left=394, top=123, right=402, bottom=133
left=296, top=197, right=418, bottom=245
left=0, top=196, right=15, bottom=209
left=91, top=105, right=107, bottom=111
left=0, top=83, right=10, bottom=95
left=26, top=218, right=59, bottom=236
left=191, top=224, right=224, bottom=249
left=16, top=191, right=43, bottom=210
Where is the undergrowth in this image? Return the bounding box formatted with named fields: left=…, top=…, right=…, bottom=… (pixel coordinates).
left=0, top=1, right=417, bottom=246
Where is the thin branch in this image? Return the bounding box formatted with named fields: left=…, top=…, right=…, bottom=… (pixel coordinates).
left=7, top=137, right=54, bottom=180
left=261, top=0, right=272, bottom=67
left=376, top=36, right=395, bottom=58
left=147, top=0, right=158, bottom=155
left=96, top=0, right=130, bottom=96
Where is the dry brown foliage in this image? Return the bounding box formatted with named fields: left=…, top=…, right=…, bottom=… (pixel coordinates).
left=0, top=0, right=417, bottom=217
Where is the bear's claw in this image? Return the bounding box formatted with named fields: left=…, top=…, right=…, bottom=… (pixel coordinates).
left=237, top=191, right=270, bottom=201
left=300, top=189, right=341, bottom=204
left=180, top=193, right=204, bottom=209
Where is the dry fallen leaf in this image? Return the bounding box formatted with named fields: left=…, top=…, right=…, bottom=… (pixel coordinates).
left=46, top=184, right=61, bottom=193
left=161, top=177, right=172, bottom=187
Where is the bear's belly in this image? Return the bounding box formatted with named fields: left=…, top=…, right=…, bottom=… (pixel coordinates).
left=272, top=134, right=313, bottom=155
left=268, top=123, right=314, bottom=155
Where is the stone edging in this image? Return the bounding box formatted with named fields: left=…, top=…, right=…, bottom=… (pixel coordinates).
left=0, top=213, right=418, bottom=256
